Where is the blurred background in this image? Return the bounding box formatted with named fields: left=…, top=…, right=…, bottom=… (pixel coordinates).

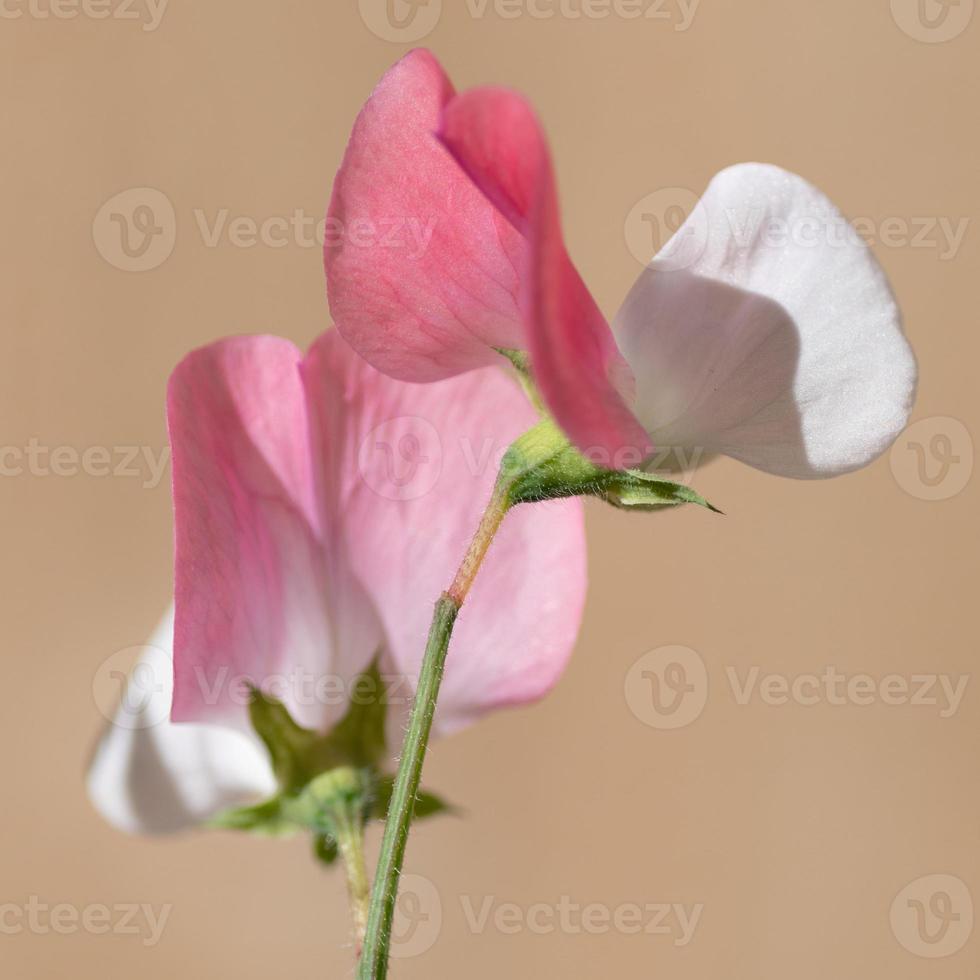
left=2, top=1, right=977, bottom=977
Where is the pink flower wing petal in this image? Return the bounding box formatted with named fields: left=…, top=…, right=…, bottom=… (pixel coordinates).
left=439, top=87, right=651, bottom=465
left=302, top=331, right=587, bottom=734
left=325, top=49, right=526, bottom=382
left=168, top=335, right=379, bottom=730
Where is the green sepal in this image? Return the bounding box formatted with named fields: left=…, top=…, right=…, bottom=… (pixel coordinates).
left=213, top=664, right=455, bottom=846
left=501, top=419, right=721, bottom=514
left=207, top=797, right=298, bottom=838
left=598, top=469, right=722, bottom=514
left=494, top=347, right=547, bottom=416
left=311, top=670, right=388, bottom=772
left=247, top=662, right=388, bottom=795
left=494, top=347, right=532, bottom=377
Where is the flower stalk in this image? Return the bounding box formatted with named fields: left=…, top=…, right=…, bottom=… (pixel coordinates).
left=355, top=415, right=720, bottom=977
left=332, top=802, right=371, bottom=956
left=356, top=474, right=512, bottom=979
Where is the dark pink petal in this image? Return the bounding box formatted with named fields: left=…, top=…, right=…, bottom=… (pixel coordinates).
left=302, top=331, right=587, bottom=734
left=325, top=49, right=526, bottom=382
left=439, top=87, right=651, bottom=466
left=168, top=336, right=380, bottom=730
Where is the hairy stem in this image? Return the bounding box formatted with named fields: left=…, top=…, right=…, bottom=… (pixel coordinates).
left=334, top=808, right=370, bottom=958
left=356, top=479, right=511, bottom=978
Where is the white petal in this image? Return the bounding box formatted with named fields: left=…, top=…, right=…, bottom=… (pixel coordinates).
left=613, top=163, right=917, bottom=478
left=87, top=609, right=276, bottom=835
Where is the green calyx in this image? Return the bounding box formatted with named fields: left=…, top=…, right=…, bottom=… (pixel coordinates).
left=494, top=349, right=720, bottom=514
left=498, top=417, right=721, bottom=514
left=210, top=663, right=452, bottom=865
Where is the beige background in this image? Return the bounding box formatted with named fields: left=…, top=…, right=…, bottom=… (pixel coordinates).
left=1, top=1, right=977, bottom=977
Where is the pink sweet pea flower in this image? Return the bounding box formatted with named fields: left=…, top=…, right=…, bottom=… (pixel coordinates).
left=326, top=51, right=916, bottom=477
left=88, top=330, right=585, bottom=833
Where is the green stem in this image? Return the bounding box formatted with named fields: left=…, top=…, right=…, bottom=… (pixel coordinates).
left=333, top=806, right=371, bottom=957
left=356, top=479, right=511, bottom=979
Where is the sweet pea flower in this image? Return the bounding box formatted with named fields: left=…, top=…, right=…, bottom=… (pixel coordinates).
left=326, top=50, right=916, bottom=477
left=88, top=330, right=585, bottom=834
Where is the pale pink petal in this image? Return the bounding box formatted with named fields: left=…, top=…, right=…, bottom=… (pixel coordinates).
left=613, top=164, right=917, bottom=478
left=87, top=609, right=277, bottom=835
left=325, top=49, right=526, bottom=382
left=302, top=331, right=587, bottom=734
left=168, top=336, right=380, bottom=730
left=439, top=87, right=651, bottom=465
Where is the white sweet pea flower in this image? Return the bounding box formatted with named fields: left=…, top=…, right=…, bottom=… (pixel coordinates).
left=88, top=610, right=276, bottom=835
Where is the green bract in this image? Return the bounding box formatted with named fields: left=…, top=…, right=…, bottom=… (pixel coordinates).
left=500, top=418, right=721, bottom=515
left=211, top=664, right=451, bottom=864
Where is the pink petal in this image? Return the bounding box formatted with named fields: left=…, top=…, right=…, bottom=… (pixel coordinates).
left=170, top=325, right=586, bottom=740
left=439, top=87, right=651, bottom=466
left=168, top=335, right=380, bottom=730
left=302, top=331, right=588, bottom=734
left=613, top=164, right=917, bottom=478
left=325, top=49, right=526, bottom=382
